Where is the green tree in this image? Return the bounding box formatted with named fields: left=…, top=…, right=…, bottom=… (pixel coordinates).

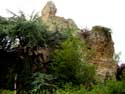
left=49, top=33, right=95, bottom=87
left=0, top=11, right=66, bottom=92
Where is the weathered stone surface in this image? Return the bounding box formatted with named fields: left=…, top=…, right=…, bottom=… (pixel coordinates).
left=41, top=1, right=78, bottom=32
left=41, top=1, right=116, bottom=81
left=79, top=26, right=116, bottom=81
left=42, top=1, right=57, bottom=21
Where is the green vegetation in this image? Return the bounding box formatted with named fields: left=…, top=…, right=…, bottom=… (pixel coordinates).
left=49, top=34, right=95, bottom=87
left=92, top=25, right=111, bottom=32
left=0, top=90, right=14, bottom=94
left=0, top=11, right=124, bottom=94
left=53, top=79, right=125, bottom=94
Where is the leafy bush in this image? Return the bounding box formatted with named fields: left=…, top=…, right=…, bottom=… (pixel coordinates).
left=0, top=90, right=14, bottom=94
left=0, top=12, right=66, bottom=49
left=19, top=72, right=56, bottom=94
left=30, top=73, right=56, bottom=94
left=88, top=84, right=107, bottom=94
left=49, top=34, right=95, bottom=87
left=55, top=83, right=87, bottom=94
left=55, top=83, right=106, bottom=94
left=53, top=80, right=125, bottom=94
left=105, top=80, right=125, bottom=94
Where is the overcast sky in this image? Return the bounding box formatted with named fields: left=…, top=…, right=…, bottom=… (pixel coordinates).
left=0, top=0, right=125, bottom=63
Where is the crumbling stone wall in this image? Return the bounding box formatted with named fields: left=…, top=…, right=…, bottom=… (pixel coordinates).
left=41, top=1, right=117, bottom=81
left=79, top=26, right=117, bottom=81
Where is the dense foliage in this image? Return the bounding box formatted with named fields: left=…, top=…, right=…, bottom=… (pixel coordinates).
left=49, top=34, right=95, bottom=87
left=0, top=12, right=125, bottom=94
left=0, top=12, right=66, bottom=93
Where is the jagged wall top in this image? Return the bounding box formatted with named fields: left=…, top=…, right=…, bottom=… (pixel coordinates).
left=41, top=1, right=78, bottom=32
left=42, top=1, right=57, bottom=18
left=79, top=26, right=116, bottom=81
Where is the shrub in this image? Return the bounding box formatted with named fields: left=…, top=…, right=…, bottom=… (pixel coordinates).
left=55, top=83, right=87, bottom=94
left=54, top=80, right=125, bottom=94
left=49, top=34, right=95, bottom=87
left=105, top=80, right=125, bottom=94
left=20, top=72, right=56, bottom=94
left=0, top=90, right=14, bottom=94
left=88, top=84, right=107, bottom=94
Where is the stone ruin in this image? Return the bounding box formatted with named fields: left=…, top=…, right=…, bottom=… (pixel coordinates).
left=41, top=1, right=78, bottom=32
left=41, top=1, right=117, bottom=81
left=79, top=26, right=116, bottom=81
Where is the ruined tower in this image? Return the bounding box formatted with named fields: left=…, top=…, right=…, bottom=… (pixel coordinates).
left=41, top=1, right=78, bottom=32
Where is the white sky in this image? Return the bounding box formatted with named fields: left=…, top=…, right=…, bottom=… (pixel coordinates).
left=0, top=0, right=125, bottom=62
